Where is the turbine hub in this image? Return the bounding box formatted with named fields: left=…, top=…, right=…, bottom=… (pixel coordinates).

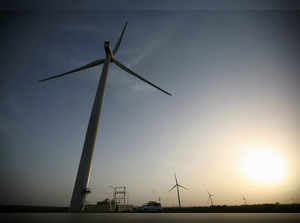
left=104, top=41, right=114, bottom=60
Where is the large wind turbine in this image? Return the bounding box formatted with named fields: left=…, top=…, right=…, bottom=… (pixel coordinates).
left=169, top=174, right=188, bottom=207
left=39, top=22, right=172, bottom=212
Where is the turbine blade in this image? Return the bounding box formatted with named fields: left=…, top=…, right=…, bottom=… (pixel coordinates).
left=39, top=59, right=105, bottom=82
left=168, top=185, right=176, bottom=192
left=112, top=59, right=172, bottom=96
left=113, top=22, right=128, bottom=55
left=178, top=184, right=189, bottom=190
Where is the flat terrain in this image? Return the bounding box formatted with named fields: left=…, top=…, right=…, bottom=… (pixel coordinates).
left=1, top=213, right=300, bottom=223
left=1, top=204, right=300, bottom=213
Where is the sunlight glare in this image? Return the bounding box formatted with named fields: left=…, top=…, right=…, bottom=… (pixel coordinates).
left=241, top=147, right=286, bottom=184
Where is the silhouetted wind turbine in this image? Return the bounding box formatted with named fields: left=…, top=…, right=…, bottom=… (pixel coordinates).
left=207, top=191, right=214, bottom=206
left=39, top=22, right=172, bottom=212
left=169, top=174, right=188, bottom=207
left=242, top=195, right=247, bottom=205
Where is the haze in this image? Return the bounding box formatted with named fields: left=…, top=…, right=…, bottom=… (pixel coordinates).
left=1, top=1, right=300, bottom=207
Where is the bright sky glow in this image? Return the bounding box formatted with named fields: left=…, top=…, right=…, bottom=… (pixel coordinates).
left=241, top=147, right=287, bottom=184
left=1, top=3, right=300, bottom=206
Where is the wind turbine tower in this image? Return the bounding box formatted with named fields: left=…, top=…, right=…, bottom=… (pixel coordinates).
left=207, top=191, right=214, bottom=206
left=169, top=174, right=188, bottom=207
left=242, top=195, right=247, bottom=205
left=39, top=22, right=172, bottom=212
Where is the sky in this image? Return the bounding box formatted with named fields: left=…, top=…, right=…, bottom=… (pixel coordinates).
left=1, top=1, right=300, bottom=207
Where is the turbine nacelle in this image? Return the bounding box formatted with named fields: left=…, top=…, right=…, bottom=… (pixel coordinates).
left=104, top=41, right=114, bottom=60
left=39, top=22, right=171, bottom=97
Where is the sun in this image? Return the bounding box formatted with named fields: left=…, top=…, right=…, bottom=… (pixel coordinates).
left=241, top=147, right=287, bottom=184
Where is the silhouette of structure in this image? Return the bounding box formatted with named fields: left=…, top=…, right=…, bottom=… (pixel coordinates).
left=169, top=174, right=188, bottom=207
left=242, top=195, right=247, bottom=205
left=207, top=191, right=214, bottom=206
left=39, top=22, right=172, bottom=212
left=110, top=186, right=128, bottom=205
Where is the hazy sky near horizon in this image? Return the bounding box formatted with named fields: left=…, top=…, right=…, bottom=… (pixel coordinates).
left=1, top=1, right=300, bottom=207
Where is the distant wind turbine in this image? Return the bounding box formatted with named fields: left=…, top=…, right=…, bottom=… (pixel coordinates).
left=169, top=174, right=188, bottom=207
left=207, top=191, right=214, bottom=206
left=39, top=22, right=172, bottom=212
left=242, top=195, right=247, bottom=205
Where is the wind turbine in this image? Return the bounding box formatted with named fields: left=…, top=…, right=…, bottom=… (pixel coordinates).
left=242, top=195, right=247, bottom=205
left=39, top=22, right=172, bottom=212
left=168, top=174, right=188, bottom=207
left=207, top=191, right=214, bottom=206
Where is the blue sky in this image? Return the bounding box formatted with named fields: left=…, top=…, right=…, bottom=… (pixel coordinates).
left=1, top=1, right=300, bottom=207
